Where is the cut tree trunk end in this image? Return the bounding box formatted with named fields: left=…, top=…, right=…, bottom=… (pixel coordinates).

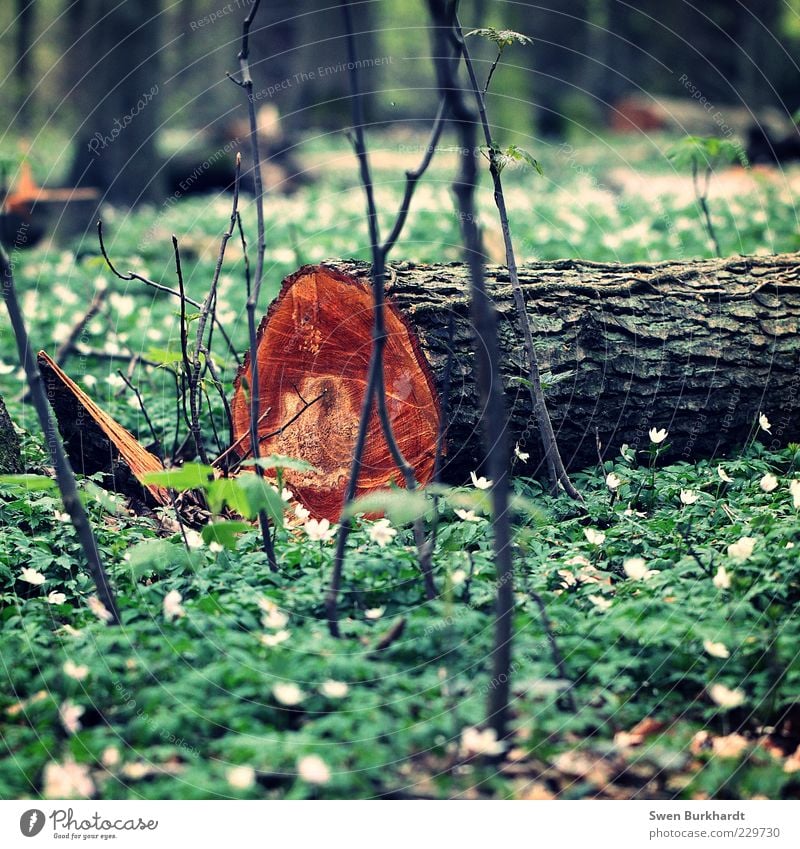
left=229, top=266, right=441, bottom=521
left=230, top=255, right=800, bottom=517
left=0, top=393, right=22, bottom=474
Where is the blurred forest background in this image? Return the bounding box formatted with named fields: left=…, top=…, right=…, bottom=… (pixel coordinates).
left=4, top=3, right=800, bottom=803
left=1, top=0, right=799, bottom=212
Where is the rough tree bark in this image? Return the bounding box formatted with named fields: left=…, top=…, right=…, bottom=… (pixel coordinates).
left=271, top=254, right=800, bottom=487
left=0, top=394, right=22, bottom=474
left=382, top=253, right=800, bottom=477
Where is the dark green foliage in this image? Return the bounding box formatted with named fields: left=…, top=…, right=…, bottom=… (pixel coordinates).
left=2, top=429, right=800, bottom=799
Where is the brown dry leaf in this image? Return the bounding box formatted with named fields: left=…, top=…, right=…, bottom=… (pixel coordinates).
left=755, top=735, right=785, bottom=760
left=666, top=774, right=692, bottom=792
left=614, top=732, right=640, bottom=748
left=784, top=746, right=800, bottom=774
left=6, top=689, right=48, bottom=717
left=516, top=781, right=556, bottom=800
left=711, top=734, right=750, bottom=759
left=615, top=717, right=665, bottom=748
left=689, top=730, right=712, bottom=755
left=553, top=749, right=613, bottom=786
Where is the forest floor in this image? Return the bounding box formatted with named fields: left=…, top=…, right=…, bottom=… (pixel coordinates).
left=1, top=132, right=799, bottom=799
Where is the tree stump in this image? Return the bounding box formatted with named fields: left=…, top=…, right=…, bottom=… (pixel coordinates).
left=230, top=266, right=441, bottom=520
left=230, top=255, right=800, bottom=518
left=0, top=393, right=22, bottom=474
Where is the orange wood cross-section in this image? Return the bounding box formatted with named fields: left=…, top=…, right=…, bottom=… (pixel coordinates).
left=229, top=265, right=441, bottom=521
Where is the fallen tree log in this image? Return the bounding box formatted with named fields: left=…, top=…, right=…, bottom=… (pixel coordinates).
left=231, top=256, right=800, bottom=517
left=0, top=393, right=22, bottom=474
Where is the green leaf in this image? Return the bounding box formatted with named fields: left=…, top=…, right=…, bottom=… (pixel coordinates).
left=128, top=539, right=193, bottom=579
left=344, top=489, right=430, bottom=525
left=141, top=463, right=215, bottom=491
left=145, top=347, right=185, bottom=366
left=429, top=485, right=545, bottom=523
left=79, top=480, right=126, bottom=515
left=201, top=520, right=252, bottom=550
left=206, top=478, right=250, bottom=517
left=0, top=474, right=56, bottom=492
left=431, top=486, right=492, bottom=516
left=465, top=27, right=532, bottom=49
left=480, top=144, right=543, bottom=176
left=667, top=135, right=747, bottom=169
left=206, top=475, right=284, bottom=522
left=241, top=455, right=318, bottom=474
left=504, top=144, right=543, bottom=175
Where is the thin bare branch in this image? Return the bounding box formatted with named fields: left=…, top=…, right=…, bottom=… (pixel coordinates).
left=171, top=235, right=208, bottom=465
left=116, top=369, right=163, bottom=462
left=55, top=285, right=108, bottom=367
left=188, top=152, right=243, bottom=460
left=381, top=98, right=448, bottom=258
left=426, top=0, right=515, bottom=741
left=1, top=244, right=121, bottom=624
left=327, top=0, right=445, bottom=635
left=97, top=220, right=241, bottom=365
left=456, top=19, right=581, bottom=502
left=229, top=0, right=277, bottom=570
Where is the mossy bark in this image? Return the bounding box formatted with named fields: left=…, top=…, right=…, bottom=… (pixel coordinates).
left=0, top=394, right=22, bottom=474
left=325, top=254, right=800, bottom=478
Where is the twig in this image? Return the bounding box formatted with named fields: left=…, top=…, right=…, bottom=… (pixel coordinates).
left=235, top=212, right=252, bottom=299
left=482, top=50, right=502, bottom=97
left=219, top=389, right=326, bottom=473
left=97, top=220, right=240, bottom=365
left=1, top=244, right=121, bottom=624
left=382, top=98, right=448, bottom=257
left=55, top=345, right=159, bottom=369
left=202, top=382, right=225, bottom=457
left=171, top=235, right=208, bottom=465
left=327, top=0, right=445, bottom=636
left=692, top=161, right=721, bottom=258
left=594, top=427, right=604, bottom=471
left=527, top=587, right=576, bottom=712
left=116, top=370, right=163, bottom=462
left=228, top=0, right=277, bottom=571
left=170, top=369, right=182, bottom=463
left=463, top=550, right=476, bottom=607
left=118, top=367, right=192, bottom=547
left=18, top=286, right=109, bottom=404
left=456, top=18, right=581, bottom=503
left=426, top=312, right=456, bottom=553
left=191, top=153, right=243, bottom=459
left=55, top=285, right=108, bottom=367
left=368, top=617, right=407, bottom=657
left=213, top=405, right=271, bottom=470
left=200, top=345, right=234, bottom=447
left=427, top=0, right=517, bottom=741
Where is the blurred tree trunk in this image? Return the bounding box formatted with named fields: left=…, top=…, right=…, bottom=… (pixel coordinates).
left=66, top=0, right=164, bottom=205
left=14, top=0, right=35, bottom=132
left=250, top=0, right=377, bottom=131
left=0, top=395, right=22, bottom=474
left=738, top=0, right=782, bottom=107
